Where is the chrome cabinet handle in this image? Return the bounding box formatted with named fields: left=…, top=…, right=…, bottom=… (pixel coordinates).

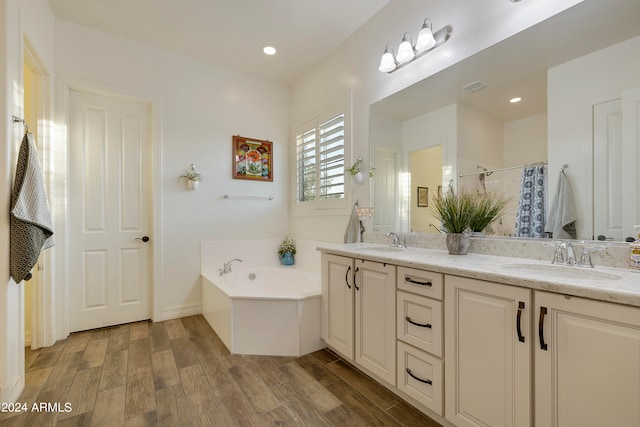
left=406, top=368, right=432, bottom=385
left=406, top=316, right=432, bottom=329
left=517, top=301, right=525, bottom=343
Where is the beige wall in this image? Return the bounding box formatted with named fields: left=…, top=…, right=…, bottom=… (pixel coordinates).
left=410, top=146, right=442, bottom=233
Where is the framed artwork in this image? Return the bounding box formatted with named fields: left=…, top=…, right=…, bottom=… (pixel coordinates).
left=232, top=135, right=273, bottom=181
left=417, top=186, right=429, bottom=207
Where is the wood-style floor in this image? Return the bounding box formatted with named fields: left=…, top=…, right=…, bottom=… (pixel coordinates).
left=0, top=315, right=442, bottom=426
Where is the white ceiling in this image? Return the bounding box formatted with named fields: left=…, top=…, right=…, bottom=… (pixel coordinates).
left=47, top=0, right=390, bottom=86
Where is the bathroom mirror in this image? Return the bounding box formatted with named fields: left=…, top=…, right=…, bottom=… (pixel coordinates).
left=370, top=0, right=640, bottom=241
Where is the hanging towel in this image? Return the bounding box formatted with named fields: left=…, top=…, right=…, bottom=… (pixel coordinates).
left=10, top=133, right=54, bottom=283
left=545, top=170, right=577, bottom=239
left=514, top=165, right=546, bottom=238
left=344, top=202, right=362, bottom=243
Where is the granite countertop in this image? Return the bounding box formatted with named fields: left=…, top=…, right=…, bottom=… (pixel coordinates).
left=317, top=242, right=640, bottom=308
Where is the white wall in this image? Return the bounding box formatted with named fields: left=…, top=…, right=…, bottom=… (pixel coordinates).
left=457, top=103, right=504, bottom=194
left=0, top=0, right=55, bottom=401
left=290, top=0, right=582, bottom=242
left=502, top=114, right=547, bottom=236
left=548, top=35, right=640, bottom=239
left=54, top=21, right=290, bottom=320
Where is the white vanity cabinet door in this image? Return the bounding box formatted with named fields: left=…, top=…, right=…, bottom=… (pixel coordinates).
left=397, top=341, right=443, bottom=416
left=445, top=275, right=531, bottom=427
left=397, top=266, right=443, bottom=300
left=535, top=291, right=640, bottom=427
left=354, top=259, right=397, bottom=386
left=321, top=253, right=354, bottom=359
left=397, top=291, right=443, bottom=357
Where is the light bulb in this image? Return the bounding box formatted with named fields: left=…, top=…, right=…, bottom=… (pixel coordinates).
left=379, top=47, right=397, bottom=72
left=415, top=19, right=436, bottom=52
left=395, top=33, right=415, bottom=64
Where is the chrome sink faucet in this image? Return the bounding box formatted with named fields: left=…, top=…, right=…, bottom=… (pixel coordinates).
left=219, top=258, right=242, bottom=275
left=386, top=232, right=407, bottom=248
left=551, top=241, right=576, bottom=265
left=563, top=242, right=576, bottom=265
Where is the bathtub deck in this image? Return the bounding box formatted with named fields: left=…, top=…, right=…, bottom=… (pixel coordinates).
left=10, top=315, right=443, bottom=426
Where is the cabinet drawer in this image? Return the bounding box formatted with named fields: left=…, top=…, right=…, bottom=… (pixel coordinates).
left=397, top=266, right=443, bottom=300
left=397, top=291, right=443, bottom=356
left=397, top=341, right=443, bottom=416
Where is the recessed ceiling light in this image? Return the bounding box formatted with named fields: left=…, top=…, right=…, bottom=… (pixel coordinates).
left=262, top=45, right=277, bottom=55
left=510, top=97, right=522, bottom=103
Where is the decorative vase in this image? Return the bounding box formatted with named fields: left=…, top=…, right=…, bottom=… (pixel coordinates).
left=188, top=180, right=199, bottom=190
left=352, top=171, right=363, bottom=185
left=446, top=233, right=470, bottom=255
left=279, top=252, right=295, bottom=265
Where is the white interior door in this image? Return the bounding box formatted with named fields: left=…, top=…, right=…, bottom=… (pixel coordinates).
left=372, top=147, right=397, bottom=233
left=69, top=90, right=151, bottom=332
left=593, top=99, right=623, bottom=241
left=622, top=86, right=640, bottom=240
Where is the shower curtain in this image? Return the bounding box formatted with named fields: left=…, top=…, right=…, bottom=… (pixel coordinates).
left=514, top=165, right=546, bottom=238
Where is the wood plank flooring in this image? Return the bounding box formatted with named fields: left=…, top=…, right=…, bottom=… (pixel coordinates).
left=0, top=315, right=442, bottom=426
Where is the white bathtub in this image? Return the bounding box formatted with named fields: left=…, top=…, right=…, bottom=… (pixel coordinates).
left=201, top=240, right=324, bottom=356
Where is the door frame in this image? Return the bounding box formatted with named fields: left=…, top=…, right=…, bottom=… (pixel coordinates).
left=22, top=38, right=53, bottom=349
left=54, top=77, right=163, bottom=340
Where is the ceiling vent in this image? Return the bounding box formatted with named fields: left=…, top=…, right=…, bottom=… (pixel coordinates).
left=462, top=80, right=488, bottom=93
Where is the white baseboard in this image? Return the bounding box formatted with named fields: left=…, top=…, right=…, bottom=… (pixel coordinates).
left=161, top=302, right=202, bottom=321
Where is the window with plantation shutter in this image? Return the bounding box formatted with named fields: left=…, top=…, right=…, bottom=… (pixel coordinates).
left=293, top=97, right=350, bottom=212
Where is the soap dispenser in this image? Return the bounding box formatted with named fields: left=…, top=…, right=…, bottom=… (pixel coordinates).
left=631, top=225, right=640, bottom=270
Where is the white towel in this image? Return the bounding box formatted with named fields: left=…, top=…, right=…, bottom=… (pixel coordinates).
left=545, top=171, right=577, bottom=239
left=10, top=133, right=54, bottom=283
left=344, top=202, right=362, bottom=243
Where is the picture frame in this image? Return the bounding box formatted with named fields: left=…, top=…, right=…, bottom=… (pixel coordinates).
left=417, top=186, right=429, bottom=207
left=232, top=135, right=273, bottom=181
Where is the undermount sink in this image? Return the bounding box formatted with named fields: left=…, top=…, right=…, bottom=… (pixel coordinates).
left=500, top=263, right=623, bottom=281
left=358, top=245, right=406, bottom=252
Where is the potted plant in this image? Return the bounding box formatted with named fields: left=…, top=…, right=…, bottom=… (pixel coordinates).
left=346, top=158, right=364, bottom=184
left=179, top=168, right=201, bottom=190
left=277, top=236, right=296, bottom=265
left=468, top=192, right=509, bottom=236
left=430, top=189, right=476, bottom=254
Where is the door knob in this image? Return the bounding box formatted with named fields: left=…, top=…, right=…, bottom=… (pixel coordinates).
left=136, top=236, right=150, bottom=242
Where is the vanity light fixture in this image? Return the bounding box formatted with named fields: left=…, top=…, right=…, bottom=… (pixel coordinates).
left=379, top=18, right=452, bottom=73
left=379, top=46, right=397, bottom=73
left=396, top=33, right=415, bottom=64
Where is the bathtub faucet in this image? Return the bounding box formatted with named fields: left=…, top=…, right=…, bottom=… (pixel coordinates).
left=220, top=258, right=243, bottom=275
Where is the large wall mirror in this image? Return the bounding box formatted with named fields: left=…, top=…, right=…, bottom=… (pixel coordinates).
left=370, top=0, right=640, bottom=242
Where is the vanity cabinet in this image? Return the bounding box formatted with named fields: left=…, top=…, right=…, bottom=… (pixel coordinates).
left=396, top=266, right=444, bottom=415
left=321, top=253, right=396, bottom=386
left=535, top=291, right=640, bottom=427
left=445, top=275, right=532, bottom=427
